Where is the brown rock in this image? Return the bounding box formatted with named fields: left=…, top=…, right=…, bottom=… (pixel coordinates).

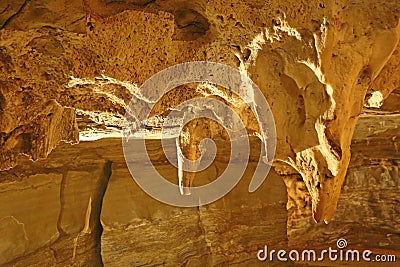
left=0, top=0, right=399, bottom=265
left=0, top=173, right=62, bottom=265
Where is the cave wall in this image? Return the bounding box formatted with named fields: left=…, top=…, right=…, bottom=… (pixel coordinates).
left=0, top=0, right=399, bottom=265
left=0, top=113, right=398, bottom=266
left=286, top=114, right=400, bottom=253
left=0, top=138, right=290, bottom=266
left=1, top=0, right=399, bottom=223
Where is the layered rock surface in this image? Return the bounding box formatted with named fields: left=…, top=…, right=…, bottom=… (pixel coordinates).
left=0, top=0, right=399, bottom=222
left=0, top=112, right=397, bottom=266
left=0, top=137, right=290, bottom=266
left=286, top=113, right=400, bottom=252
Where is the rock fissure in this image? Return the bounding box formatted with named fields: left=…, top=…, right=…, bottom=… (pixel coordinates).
left=0, top=0, right=29, bottom=29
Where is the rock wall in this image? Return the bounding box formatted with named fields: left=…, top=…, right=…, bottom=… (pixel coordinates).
left=0, top=138, right=290, bottom=266
left=286, top=114, right=400, bottom=253
left=0, top=113, right=398, bottom=266
left=0, top=0, right=399, bottom=266
left=1, top=0, right=399, bottom=223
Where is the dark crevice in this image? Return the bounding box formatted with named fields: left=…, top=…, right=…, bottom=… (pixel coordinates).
left=131, top=0, right=156, bottom=7
left=56, top=171, right=68, bottom=236
left=325, top=129, right=343, bottom=159
left=316, top=182, right=321, bottom=189
left=92, top=160, right=112, bottom=266
left=67, top=15, right=86, bottom=27
left=0, top=91, right=4, bottom=115
left=0, top=0, right=29, bottom=29
left=103, top=0, right=155, bottom=7
left=0, top=4, right=11, bottom=15
left=174, top=8, right=210, bottom=40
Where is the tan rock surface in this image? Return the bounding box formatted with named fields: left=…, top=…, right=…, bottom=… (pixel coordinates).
left=0, top=111, right=397, bottom=265
left=0, top=139, right=291, bottom=266
left=101, top=160, right=289, bottom=266
left=0, top=0, right=399, bottom=265
left=1, top=0, right=399, bottom=223
left=285, top=113, right=400, bottom=263
left=0, top=173, right=62, bottom=265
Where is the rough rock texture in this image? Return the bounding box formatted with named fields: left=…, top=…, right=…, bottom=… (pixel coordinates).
left=0, top=173, right=62, bottom=265
left=0, top=112, right=398, bottom=266
left=101, top=158, right=289, bottom=266
left=286, top=113, right=400, bottom=251
left=0, top=138, right=290, bottom=266
left=0, top=155, right=110, bottom=266
left=1, top=0, right=399, bottom=223
left=369, top=47, right=400, bottom=111
left=0, top=0, right=399, bottom=266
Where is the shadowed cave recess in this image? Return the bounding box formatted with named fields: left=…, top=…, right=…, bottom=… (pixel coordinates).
left=0, top=0, right=399, bottom=266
